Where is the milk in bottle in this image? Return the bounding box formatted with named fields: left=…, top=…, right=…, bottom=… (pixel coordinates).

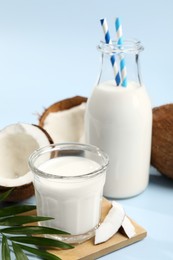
left=85, top=40, right=152, bottom=198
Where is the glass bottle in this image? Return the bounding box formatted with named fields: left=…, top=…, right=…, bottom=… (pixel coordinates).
left=85, top=40, right=152, bottom=198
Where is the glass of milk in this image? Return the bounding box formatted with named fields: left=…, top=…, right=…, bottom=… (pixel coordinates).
left=85, top=40, right=152, bottom=199
left=29, top=143, right=108, bottom=244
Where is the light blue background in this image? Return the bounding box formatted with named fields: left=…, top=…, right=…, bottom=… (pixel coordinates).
left=0, top=0, right=173, bottom=129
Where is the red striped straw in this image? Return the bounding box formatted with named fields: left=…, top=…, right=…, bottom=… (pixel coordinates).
left=100, top=18, right=121, bottom=86
left=115, top=17, right=127, bottom=87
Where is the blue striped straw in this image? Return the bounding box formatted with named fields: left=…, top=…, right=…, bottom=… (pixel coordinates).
left=115, top=17, right=127, bottom=87
left=100, top=18, right=121, bottom=86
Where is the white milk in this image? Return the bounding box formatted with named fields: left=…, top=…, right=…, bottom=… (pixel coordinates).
left=34, top=156, right=106, bottom=235
left=85, top=80, right=152, bottom=198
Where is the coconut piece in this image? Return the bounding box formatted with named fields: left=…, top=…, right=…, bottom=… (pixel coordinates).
left=39, top=96, right=87, bottom=143
left=95, top=201, right=125, bottom=244
left=121, top=216, right=136, bottom=238
left=151, top=104, right=173, bottom=179
left=0, top=123, right=53, bottom=201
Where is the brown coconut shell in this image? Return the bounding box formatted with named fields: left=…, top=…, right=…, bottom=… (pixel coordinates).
left=0, top=184, right=35, bottom=202
left=39, top=96, right=87, bottom=127
left=151, top=104, right=173, bottom=179
left=0, top=124, right=53, bottom=202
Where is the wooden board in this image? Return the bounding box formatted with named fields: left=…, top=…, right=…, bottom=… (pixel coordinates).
left=47, top=198, right=147, bottom=260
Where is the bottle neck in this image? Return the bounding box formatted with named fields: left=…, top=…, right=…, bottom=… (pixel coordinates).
left=97, top=40, right=144, bottom=87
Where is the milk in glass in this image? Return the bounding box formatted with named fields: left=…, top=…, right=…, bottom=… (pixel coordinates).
left=29, top=143, right=108, bottom=243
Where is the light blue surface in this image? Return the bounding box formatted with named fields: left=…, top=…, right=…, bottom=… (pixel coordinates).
left=0, top=1, right=173, bottom=259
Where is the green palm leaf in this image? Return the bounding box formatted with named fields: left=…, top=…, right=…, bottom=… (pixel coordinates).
left=1, top=226, right=69, bottom=235
left=17, top=244, right=61, bottom=260
left=9, top=236, right=74, bottom=249
left=0, top=190, right=74, bottom=260
left=0, top=189, right=13, bottom=202
left=0, top=205, right=36, bottom=218
left=12, top=242, right=28, bottom=260
left=0, top=215, right=53, bottom=226
left=2, top=235, right=11, bottom=260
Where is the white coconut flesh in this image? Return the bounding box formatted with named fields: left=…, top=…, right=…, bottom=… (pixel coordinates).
left=0, top=123, right=51, bottom=187
left=42, top=102, right=86, bottom=143
left=121, top=216, right=136, bottom=238
left=95, top=201, right=125, bottom=244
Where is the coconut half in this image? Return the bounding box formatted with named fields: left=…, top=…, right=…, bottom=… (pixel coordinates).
left=0, top=123, right=52, bottom=201
left=39, top=96, right=87, bottom=143
left=151, top=104, right=173, bottom=179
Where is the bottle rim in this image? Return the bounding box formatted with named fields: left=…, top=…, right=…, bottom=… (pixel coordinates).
left=97, top=39, right=144, bottom=54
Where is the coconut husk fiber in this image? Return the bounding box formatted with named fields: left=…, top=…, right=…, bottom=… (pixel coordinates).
left=151, top=104, right=173, bottom=179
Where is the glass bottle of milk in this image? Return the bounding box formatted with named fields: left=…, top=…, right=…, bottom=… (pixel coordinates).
left=85, top=40, right=152, bottom=199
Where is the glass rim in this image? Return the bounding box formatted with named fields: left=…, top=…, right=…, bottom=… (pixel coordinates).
left=97, top=39, right=144, bottom=54
left=28, top=142, right=109, bottom=180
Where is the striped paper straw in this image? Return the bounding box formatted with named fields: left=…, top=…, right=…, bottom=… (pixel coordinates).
left=115, top=17, right=127, bottom=87
left=100, top=18, right=121, bottom=86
